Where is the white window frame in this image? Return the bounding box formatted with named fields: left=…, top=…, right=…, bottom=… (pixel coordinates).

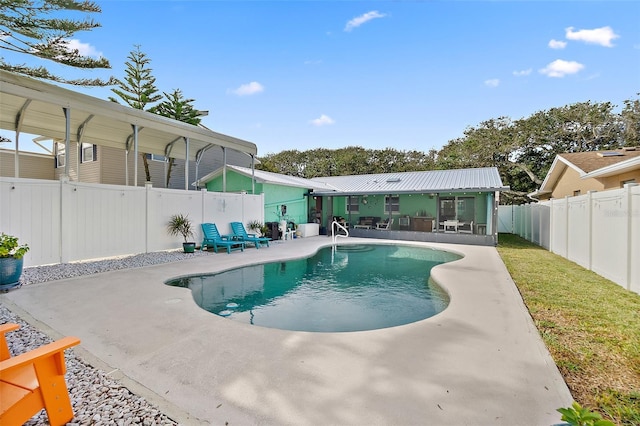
left=346, top=196, right=360, bottom=214
left=148, top=153, right=167, bottom=162
left=81, top=143, right=96, bottom=163
left=55, top=142, right=65, bottom=168
left=384, top=195, right=400, bottom=215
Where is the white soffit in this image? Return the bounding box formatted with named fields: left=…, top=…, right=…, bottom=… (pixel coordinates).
left=0, top=70, right=257, bottom=160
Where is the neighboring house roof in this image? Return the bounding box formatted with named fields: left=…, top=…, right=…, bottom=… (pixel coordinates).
left=311, top=167, right=508, bottom=195
left=535, top=147, right=640, bottom=196
left=0, top=70, right=257, bottom=162
left=196, top=165, right=338, bottom=191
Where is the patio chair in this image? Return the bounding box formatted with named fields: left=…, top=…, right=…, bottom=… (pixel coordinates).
left=376, top=218, right=394, bottom=230
left=0, top=323, right=80, bottom=426
left=201, top=223, right=245, bottom=254
left=230, top=222, right=270, bottom=249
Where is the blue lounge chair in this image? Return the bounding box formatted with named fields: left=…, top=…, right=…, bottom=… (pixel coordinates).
left=201, top=223, right=245, bottom=254
left=230, top=222, right=270, bottom=249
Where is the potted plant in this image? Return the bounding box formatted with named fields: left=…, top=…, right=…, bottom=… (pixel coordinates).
left=167, top=214, right=196, bottom=253
left=247, top=220, right=267, bottom=237
left=0, top=233, right=30, bottom=291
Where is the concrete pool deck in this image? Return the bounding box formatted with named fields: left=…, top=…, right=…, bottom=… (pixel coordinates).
left=1, top=237, right=572, bottom=425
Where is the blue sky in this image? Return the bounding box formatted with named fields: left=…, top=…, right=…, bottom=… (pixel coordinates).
left=2, top=1, right=639, bottom=156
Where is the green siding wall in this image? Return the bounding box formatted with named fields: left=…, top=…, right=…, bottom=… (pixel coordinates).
left=205, top=170, right=311, bottom=225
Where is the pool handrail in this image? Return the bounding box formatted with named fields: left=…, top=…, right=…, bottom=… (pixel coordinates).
left=331, top=220, right=349, bottom=245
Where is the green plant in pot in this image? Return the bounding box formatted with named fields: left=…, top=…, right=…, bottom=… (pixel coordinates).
left=0, top=233, right=30, bottom=291
left=167, top=214, right=196, bottom=253
left=247, top=220, right=268, bottom=237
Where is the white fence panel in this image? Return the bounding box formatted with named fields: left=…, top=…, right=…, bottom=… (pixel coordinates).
left=630, top=185, right=640, bottom=295
left=147, top=187, right=207, bottom=252
left=0, top=177, right=266, bottom=267
left=567, top=195, right=590, bottom=269
left=61, top=180, right=146, bottom=262
left=591, top=190, right=630, bottom=286
left=497, top=206, right=513, bottom=233
left=500, top=184, right=638, bottom=295
left=538, top=202, right=551, bottom=250
left=0, top=178, right=61, bottom=267
left=550, top=198, right=568, bottom=257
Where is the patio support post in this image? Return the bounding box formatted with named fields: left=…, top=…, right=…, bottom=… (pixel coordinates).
left=184, top=137, right=190, bottom=190
left=222, top=147, right=227, bottom=192
left=14, top=99, right=32, bottom=178
left=251, top=155, right=255, bottom=195
left=63, top=107, right=71, bottom=178
left=13, top=131, right=20, bottom=178
left=132, top=124, right=139, bottom=187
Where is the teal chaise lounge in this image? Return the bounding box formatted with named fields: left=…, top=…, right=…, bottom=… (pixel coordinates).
left=201, top=223, right=245, bottom=254
left=230, top=222, right=270, bottom=249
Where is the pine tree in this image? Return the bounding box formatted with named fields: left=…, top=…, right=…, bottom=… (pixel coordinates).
left=109, top=45, right=162, bottom=182
left=150, top=89, right=202, bottom=126
left=149, top=89, right=203, bottom=186
left=108, top=46, right=162, bottom=110
left=0, top=0, right=112, bottom=85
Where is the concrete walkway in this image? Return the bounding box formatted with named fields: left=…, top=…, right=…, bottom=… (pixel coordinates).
left=1, top=237, right=572, bottom=425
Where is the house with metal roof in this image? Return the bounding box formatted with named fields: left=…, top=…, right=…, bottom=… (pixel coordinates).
left=530, top=147, right=640, bottom=200
left=197, top=166, right=508, bottom=246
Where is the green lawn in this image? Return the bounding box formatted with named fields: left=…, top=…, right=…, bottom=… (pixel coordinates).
left=496, top=234, right=640, bottom=426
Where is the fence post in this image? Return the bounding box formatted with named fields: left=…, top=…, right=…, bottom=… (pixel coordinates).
left=564, top=196, right=569, bottom=259
left=587, top=190, right=595, bottom=271
left=145, top=181, right=153, bottom=254
left=625, top=183, right=638, bottom=291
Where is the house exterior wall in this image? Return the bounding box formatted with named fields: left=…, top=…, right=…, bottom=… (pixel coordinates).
left=263, top=183, right=309, bottom=225
left=42, top=142, right=253, bottom=189
left=204, top=170, right=311, bottom=225
left=549, top=167, right=605, bottom=199
left=600, top=170, right=639, bottom=189
left=0, top=149, right=54, bottom=179
left=331, top=193, right=489, bottom=232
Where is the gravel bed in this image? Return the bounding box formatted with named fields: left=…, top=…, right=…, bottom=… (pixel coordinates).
left=2, top=250, right=208, bottom=425
left=21, top=249, right=209, bottom=285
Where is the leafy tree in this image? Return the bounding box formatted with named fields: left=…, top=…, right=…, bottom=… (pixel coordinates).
left=620, top=94, right=640, bottom=146
left=258, top=146, right=436, bottom=178
left=149, top=89, right=203, bottom=186
left=0, top=0, right=112, bottom=85
left=109, top=45, right=162, bottom=182
left=436, top=101, right=627, bottom=204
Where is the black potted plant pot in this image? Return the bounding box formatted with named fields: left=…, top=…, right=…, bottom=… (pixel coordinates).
left=183, top=242, right=196, bottom=253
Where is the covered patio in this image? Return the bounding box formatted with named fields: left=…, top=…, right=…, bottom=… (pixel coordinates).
left=311, top=168, right=509, bottom=246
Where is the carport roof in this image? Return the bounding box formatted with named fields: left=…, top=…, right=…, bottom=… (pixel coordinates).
left=0, top=70, right=257, bottom=161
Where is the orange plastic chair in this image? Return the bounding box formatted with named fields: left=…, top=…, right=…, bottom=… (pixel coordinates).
left=0, top=323, right=80, bottom=426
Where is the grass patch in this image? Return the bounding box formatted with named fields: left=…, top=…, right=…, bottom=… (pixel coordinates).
left=497, top=234, right=640, bottom=426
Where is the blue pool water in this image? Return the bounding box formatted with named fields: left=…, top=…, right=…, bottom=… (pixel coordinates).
left=166, top=244, right=460, bottom=332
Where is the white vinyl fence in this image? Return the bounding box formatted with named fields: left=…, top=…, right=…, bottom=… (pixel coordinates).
left=0, top=177, right=264, bottom=267
left=498, top=184, right=639, bottom=295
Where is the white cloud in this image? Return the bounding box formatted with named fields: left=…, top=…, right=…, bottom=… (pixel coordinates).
left=513, top=68, right=532, bottom=76
left=229, top=82, right=264, bottom=96
left=565, top=26, right=619, bottom=47
left=548, top=39, right=567, bottom=49
left=345, top=11, right=387, bottom=32
left=66, top=39, right=103, bottom=58
left=539, top=59, right=585, bottom=78
left=310, top=114, right=335, bottom=126
left=484, top=79, right=500, bottom=88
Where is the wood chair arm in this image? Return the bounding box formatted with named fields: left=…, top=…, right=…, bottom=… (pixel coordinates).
left=0, top=336, right=80, bottom=375
left=1, top=323, right=20, bottom=361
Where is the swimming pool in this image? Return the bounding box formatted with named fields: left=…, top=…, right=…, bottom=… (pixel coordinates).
left=166, top=244, right=461, bottom=332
